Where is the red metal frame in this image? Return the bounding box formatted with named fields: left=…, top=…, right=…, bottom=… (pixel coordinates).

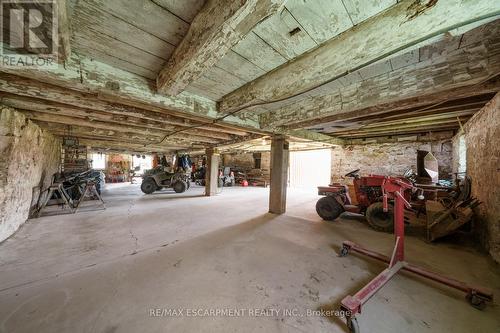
left=339, top=176, right=493, bottom=331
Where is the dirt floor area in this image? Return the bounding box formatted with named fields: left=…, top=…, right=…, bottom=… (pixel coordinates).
left=0, top=184, right=499, bottom=333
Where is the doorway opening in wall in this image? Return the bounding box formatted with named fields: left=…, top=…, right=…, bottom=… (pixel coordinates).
left=91, top=153, right=106, bottom=170
left=289, top=149, right=331, bottom=190
left=132, top=155, right=153, bottom=176
left=457, top=134, right=467, bottom=178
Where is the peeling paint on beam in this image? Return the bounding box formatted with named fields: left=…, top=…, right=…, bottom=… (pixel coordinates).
left=157, top=0, right=286, bottom=95
left=56, top=0, right=71, bottom=61
left=260, top=31, right=500, bottom=130
left=0, top=53, right=260, bottom=130
left=220, top=0, right=500, bottom=114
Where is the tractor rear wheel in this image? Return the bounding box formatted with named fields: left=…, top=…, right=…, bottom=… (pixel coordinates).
left=316, top=196, right=344, bottom=221
left=141, top=178, right=157, bottom=194
left=173, top=180, right=187, bottom=193
left=366, top=202, right=394, bottom=232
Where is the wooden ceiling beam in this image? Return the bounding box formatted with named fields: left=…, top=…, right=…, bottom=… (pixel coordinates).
left=157, top=0, right=285, bottom=95
left=0, top=76, right=249, bottom=140
left=34, top=122, right=194, bottom=153
left=19, top=110, right=224, bottom=145
left=290, top=76, right=500, bottom=131
left=334, top=100, right=489, bottom=126
left=50, top=133, right=187, bottom=152
left=219, top=0, right=500, bottom=114
left=0, top=53, right=261, bottom=130
left=334, top=118, right=471, bottom=137
left=1, top=95, right=235, bottom=141
left=338, top=126, right=462, bottom=139
left=33, top=121, right=178, bottom=145
left=76, top=139, right=180, bottom=154
left=358, top=110, right=477, bottom=129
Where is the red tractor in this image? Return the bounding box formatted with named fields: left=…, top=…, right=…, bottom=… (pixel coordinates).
left=316, top=169, right=412, bottom=231
left=316, top=169, right=480, bottom=241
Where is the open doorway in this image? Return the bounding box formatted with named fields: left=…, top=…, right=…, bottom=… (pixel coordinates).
left=132, top=155, right=153, bottom=175
left=457, top=135, right=467, bottom=178
left=289, top=149, right=331, bottom=189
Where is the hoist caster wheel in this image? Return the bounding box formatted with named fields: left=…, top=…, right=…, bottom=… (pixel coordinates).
left=339, top=246, right=350, bottom=257
left=347, top=316, right=360, bottom=333
left=467, top=294, right=487, bottom=310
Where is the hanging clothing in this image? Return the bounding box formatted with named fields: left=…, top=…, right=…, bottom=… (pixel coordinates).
left=178, top=155, right=192, bottom=169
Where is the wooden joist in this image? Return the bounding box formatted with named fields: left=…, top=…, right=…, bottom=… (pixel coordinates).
left=0, top=75, right=259, bottom=143
left=19, top=110, right=228, bottom=146
left=279, top=76, right=500, bottom=131
left=0, top=53, right=261, bottom=130
left=220, top=0, right=500, bottom=114
left=0, top=94, right=236, bottom=141
left=35, top=121, right=199, bottom=147
left=338, top=126, right=463, bottom=140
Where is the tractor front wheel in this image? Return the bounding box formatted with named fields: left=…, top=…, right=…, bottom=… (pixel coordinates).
left=316, top=196, right=344, bottom=221
left=141, top=178, right=157, bottom=194
left=366, top=202, right=394, bottom=232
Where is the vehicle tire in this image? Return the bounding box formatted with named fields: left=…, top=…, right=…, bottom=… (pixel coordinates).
left=316, top=196, right=344, bottom=221
left=366, top=202, right=394, bottom=232
left=173, top=180, right=187, bottom=193
left=141, top=178, right=157, bottom=194
left=186, top=181, right=191, bottom=189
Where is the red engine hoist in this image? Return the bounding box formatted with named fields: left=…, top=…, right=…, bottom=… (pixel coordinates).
left=338, top=176, right=493, bottom=333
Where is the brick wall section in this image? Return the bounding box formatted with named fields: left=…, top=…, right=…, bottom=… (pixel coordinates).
left=0, top=107, right=60, bottom=242
left=461, top=93, right=500, bottom=262
left=331, top=140, right=453, bottom=182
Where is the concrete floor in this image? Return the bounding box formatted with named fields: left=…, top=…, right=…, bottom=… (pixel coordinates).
left=0, top=184, right=499, bottom=333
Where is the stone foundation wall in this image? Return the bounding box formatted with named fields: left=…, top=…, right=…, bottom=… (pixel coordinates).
left=222, top=152, right=270, bottom=170
left=331, top=139, right=453, bottom=182
left=0, top=107, right=60, bottom=242
left=461, top=93, right=500, bottom=262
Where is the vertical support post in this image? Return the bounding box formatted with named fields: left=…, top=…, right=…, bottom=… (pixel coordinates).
left=205, top=148, right=219, bottom=196
left=269, top=135, right=289, bottom=214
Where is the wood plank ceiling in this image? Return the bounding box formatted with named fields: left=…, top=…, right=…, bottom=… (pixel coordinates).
left=1, top=0, right=499, bottom=154
left=259, top=19, right=500, bottom=140
left=69, top=0, right=206, bottom=80
left=184, top=0, right=397, bottom=101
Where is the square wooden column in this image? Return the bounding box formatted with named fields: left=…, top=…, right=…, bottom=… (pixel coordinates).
left=269, top=135, right=289, bottom=214
left=205, top=148, right=219, bottom=196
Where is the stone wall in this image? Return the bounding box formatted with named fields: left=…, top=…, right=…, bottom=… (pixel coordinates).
left=0, top=107, right=60, bottom=242
left=222, top=152, right=254, bottom=168
left=222, top=152, right=270, bottom=170
left=461, top=93, right=500, bottom=262
left=331, top=139, right=453, bottom=182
